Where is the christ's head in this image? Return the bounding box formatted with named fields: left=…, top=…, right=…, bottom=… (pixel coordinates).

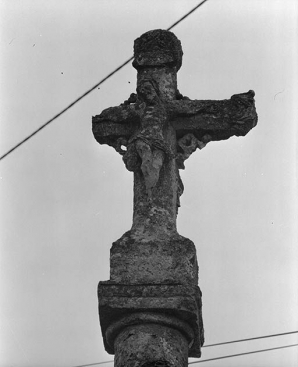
left=137, top=79, right=159, bottom=104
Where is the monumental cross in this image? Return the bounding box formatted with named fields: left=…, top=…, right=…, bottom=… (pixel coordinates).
left=93, top=29, right=257, bottom=367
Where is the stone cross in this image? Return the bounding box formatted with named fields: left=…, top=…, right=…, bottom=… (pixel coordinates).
left=93, top=30, right=257, bottom=367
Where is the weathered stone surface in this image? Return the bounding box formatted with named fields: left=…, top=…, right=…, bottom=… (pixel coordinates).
left=133, top=29, right=183, bottom=71
left=93, top=89, right=257, bottom=211
left=114, top=324, right=188, bottom=367
left=110, top=231, right=198, bottom=284
left=93, top=91, right=257, bottom=148
left=93, top=29, right=257, bottom=365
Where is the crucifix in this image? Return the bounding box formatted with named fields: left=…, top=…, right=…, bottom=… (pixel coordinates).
left=93, top=30, right=257, bottom=367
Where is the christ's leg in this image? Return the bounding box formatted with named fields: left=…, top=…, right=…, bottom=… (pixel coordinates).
left=135, top=140, right=154, bottom=198
left=151, top=148, right=164, bottom=186
left=136, top=141, right=164, bottom=200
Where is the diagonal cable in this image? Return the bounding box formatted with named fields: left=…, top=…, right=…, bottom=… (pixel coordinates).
left=71, top=344, right=298, bottom=367
left=203, top=330, right=298, bottom=348
left=0, top=56, right=133, bottom=161
left=70, top=330, right=298, bottom=367
left=0, top=0, right=209, bottom=161
left=167, top=0, right=208, bottom=31
left=188, top=343, right=298, bottom=364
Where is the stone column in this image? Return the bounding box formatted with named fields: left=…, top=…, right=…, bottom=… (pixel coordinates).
left=114, top=323, right=189, bottom=367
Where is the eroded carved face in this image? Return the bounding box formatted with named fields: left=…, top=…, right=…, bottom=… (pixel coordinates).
left=137, top=81, right=158, bottom=103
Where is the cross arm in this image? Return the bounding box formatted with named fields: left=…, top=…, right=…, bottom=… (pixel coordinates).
left=169, top=90, right=258, bottom=142
left=92, top=104, right=140, bottom=152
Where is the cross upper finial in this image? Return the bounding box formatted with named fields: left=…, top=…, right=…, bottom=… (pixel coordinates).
left=133, top=29, right=183, bottom=71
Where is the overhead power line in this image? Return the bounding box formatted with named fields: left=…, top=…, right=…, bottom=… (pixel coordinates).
left=72, top=344, right=298, bottom=367
left=72, top=362, right=112, bottom=367
left=188, top=343, right=298, bottom=365
left=0, top=57, right=133, bottom=162
left=203, top=330, right=298, bottom=348
left=71, top=331, right=298, bottom=367
left=167, top=0, right=208, bottom=31
left=0, top=0, right=209, bottom=162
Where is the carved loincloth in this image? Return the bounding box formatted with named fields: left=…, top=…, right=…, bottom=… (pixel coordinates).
left=128, top=133, right=174, bottom=159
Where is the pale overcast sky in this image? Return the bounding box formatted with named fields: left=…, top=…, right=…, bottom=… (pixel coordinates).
left=0, top=1, right=297, bottom=366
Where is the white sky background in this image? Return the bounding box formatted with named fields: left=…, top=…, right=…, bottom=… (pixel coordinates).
left=0, top=0, right=297, bottom=366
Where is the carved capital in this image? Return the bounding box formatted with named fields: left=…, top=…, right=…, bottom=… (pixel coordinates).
left=97, top=282, right=204, bottom=357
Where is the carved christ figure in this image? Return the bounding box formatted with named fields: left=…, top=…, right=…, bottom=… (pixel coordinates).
left=92, top=29, right=258, bottom=237
left=123, top=79, right=170, bottom=200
